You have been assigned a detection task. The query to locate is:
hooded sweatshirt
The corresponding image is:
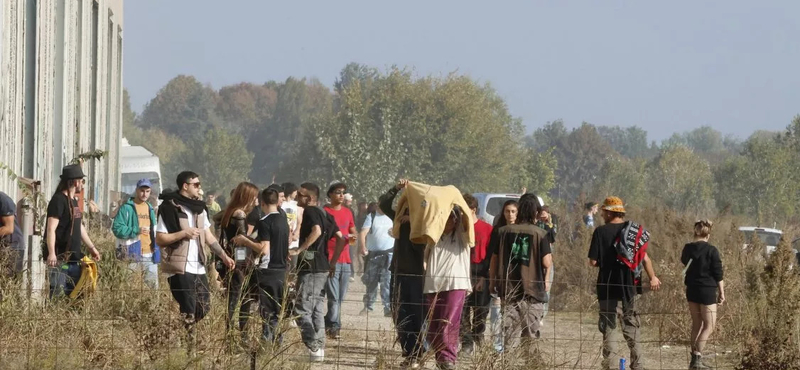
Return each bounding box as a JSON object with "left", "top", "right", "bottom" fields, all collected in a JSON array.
[{"left": 681, "top": 241, "right": 723, "bottom": 288}]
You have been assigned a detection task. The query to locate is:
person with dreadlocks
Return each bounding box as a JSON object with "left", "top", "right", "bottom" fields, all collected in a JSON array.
[
  {"left": 488, "top": 193, "right": 552, "bottom": 356},
  {"left": 587, "top": 196, "right": 661, "bottom": 370}
]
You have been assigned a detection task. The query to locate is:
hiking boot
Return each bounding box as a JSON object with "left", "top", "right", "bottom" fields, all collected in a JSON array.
[
  {"left": 327, "top": 328, "right": 341, "bottom": 340},
  {"left": 459, "top": 342, "right": 474, "bottom": 357},
  {"left": 436, "top": 362, "right": 457, "bottom": 370},
  {"left": 689, "top": 353, "right": 711, "bottom": 369},
  {"left": 384, "top": 309, "right": 392, "bottom": 317}
]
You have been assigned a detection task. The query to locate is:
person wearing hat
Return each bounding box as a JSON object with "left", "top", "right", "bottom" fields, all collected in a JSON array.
[
  {"left": 111, "top": 178, "right": 160, "bottom": 289},
  {"left": 45, "top": 164, "right": 102, "bottom": 298},
  {"left": 587, "top": 196, "right": 661, "bottom": 370}
]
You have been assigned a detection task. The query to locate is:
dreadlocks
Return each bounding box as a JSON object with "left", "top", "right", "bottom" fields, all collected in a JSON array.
[{"left": 517, "top": 193, "right": 541, "bottom": 225}]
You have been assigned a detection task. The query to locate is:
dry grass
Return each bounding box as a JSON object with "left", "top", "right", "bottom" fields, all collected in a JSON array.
[{"left": 0, "top": 207, "right": 798, "bottom": 369}]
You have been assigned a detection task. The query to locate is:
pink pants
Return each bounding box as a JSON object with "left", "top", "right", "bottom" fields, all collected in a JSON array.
[{"left": 425, "top": 289, "right": 468, "bottom": 363}]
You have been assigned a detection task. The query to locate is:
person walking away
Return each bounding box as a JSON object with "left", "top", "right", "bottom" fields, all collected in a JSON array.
[
  {"left": 488, "top": 194, "right": 551, "bottom": 359},
  {"left": 424, "top": 206, "right": 473, "bottom": 370},
  {"left": 323, "top": 183, "right": 356, "bottom": 339},
  {"left": 587, "top": 196, "right": 661, "bottom": 370},
  {"left": 217, "top": 182, "right": 260, "bottom": 342},
  {"left": 231, "top": 188, "right": 291, "bottom": 345},
  {"left": 45, "top": 164, "right": 102, "bottom": 298},
  {"left": 380, "top": 179, "right": 426, "bottom": 369},
  {"left": 290, "top": 182, "right": 347, "bottom": 362},
  {"left": 682, "top": 220, "right": 724, "bottom": 369},
  {"left": 111, "top": 179, "right": 160, "bottom": 289},
  {"left": 536, "top": 204, "right": 557, "bottom": 323},
  {"left": 488, "top": 200, "right": 518, "bottom": 353},
  {"left": 358, "top": 203, "right": 394, "bottom": 317},
  {"left": 459, "top": 194, "right": 493, "bottom": 356},
  {"left": 0, "top": 191, "right": 25, "bottom": 299},
  {"left": 156, "top": 171, "right": 235, "bottom": 356}
]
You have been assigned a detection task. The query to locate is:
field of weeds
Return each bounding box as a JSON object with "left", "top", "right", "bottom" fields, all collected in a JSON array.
[{"left": 0, "top": 207, "right": 799, "bottom": 369}]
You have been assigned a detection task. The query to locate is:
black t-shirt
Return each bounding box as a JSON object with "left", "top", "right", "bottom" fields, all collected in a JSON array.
[
  {"left": 257, "top": 211, "right": 290, "bottom": 270},
  {"left": 587, "top": 222, "right": 641, "bottom": 301},
  {"left": 297, "top": 206, "right": 338, "bottom": 274},
  {"left": 46, "top": 193, "right": 83, "bottom": 262},
  {"left": 0, "top": 192, "right": 23, "bottom": 251},
  {"left": 247, "top": 207, "right": 264, "bottom": 228}
]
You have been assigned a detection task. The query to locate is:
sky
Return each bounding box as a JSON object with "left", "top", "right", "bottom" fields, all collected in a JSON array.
[{"left": 123, "top": 0, "right": 800, "bottom": 141}]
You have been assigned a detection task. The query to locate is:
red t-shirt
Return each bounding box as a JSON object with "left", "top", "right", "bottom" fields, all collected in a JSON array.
[
  {"left": 325, "top": 205, "right": 355, "bottom": 264},
  {"left": 472, "top": 219, "right": 493, "bottom": 264}
]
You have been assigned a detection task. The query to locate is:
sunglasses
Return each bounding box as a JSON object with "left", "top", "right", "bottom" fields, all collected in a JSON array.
[{"left": 187, "top": 182, "right": 201, "bottom": 188}]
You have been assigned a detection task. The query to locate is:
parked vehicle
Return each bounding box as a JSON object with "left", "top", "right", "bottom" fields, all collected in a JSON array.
[
  {"left": 472, "top": 193, "right": 521, "bottom": 225},
  {"left": 120, "top": 138, "right": 163, "bottom": 201},
  {"left": 739, "top": 227, "right": 799, "bottom": 264}
]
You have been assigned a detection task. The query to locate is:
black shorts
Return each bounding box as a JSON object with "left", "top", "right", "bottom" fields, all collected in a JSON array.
[{"left": 686, "top": 286, "right": 717, "bottom": 306}]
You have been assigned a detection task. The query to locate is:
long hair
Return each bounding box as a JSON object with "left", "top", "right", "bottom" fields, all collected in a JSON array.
[
  {"left": 53, "top": 178, "right": 79, "bottom": 198},
  {"left": 221, "top": 182, "right": 259, "bottom": 228},
  {"left": 517, "top": 193, "right": 541, "bottom": 225},
  {"left": 494, "top": 200, "right": 519, "bottom": 228}
]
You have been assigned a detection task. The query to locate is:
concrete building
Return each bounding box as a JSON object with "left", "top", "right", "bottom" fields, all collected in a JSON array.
[
  {"left": 1, "top": 0, "right": 124, "bottom": 210},
  {"left": 1, "top": 0, "right": 123, "bottom": 299}
]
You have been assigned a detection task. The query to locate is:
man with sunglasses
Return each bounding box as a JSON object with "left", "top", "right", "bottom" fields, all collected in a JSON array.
[{"left": 156, "top": 171, "right": 235, "bottom": 356}]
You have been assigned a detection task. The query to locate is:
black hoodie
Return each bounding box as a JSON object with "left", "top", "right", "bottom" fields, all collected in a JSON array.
[{"left": 681, "top": 241, "right": 723, "bottom": 288}]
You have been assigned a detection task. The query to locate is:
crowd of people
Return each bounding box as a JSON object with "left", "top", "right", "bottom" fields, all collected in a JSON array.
[{"left": 0, "top": 165, "right": 727, "bottom": 370}]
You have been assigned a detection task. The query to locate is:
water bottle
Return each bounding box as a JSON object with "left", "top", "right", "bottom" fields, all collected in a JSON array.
[{"left": 619, "top": 358, "right": 626, "bottom": 370}]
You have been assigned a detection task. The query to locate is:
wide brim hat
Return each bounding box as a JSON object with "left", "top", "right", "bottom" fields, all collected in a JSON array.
[
  {"left": 601, "top": 196, "right": 626, "bottom": 213},
  {"left": 60, "top": 164, "right": 85, "bottom": 179}
]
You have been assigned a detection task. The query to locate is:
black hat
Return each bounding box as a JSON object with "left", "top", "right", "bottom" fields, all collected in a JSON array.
[{"left": 60, "top": 164, "right": 85, "bottom": 179}]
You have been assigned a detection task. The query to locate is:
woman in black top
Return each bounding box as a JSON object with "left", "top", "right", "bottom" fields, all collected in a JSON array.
[
  {"left": 681, "top": 219, "right": 725, "bottom": 369},
  {"left": 219, "top": 182, "right": 259, "bottom": 338}
]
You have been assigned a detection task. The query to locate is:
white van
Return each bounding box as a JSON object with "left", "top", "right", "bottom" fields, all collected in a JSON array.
[
  {"left": 471, "top": 193, "right": 521, "bottom": 225},
  {"left": 120, "top": 138, "right": 163, "bottom": 200}
]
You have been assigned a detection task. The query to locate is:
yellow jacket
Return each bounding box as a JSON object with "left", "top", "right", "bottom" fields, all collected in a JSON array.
[
  {"left": 70, "top": 256, "right": 98, "bottom": 299},
  {"left": 392, "top": 181, "right": 475, "bottom": 247}
]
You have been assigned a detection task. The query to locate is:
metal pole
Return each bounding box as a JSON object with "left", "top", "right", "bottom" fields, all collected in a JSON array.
[{"left": 20, "top": 197, "right": 32, "bottom": 299}]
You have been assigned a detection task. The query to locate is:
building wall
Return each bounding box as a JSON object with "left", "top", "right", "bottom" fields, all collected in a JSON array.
[{"left": 1, "top": 0, "right": 123, "bottom": 211}]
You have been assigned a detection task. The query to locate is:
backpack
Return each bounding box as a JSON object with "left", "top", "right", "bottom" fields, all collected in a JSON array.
[
  {"left": 614, "top": 221, "right": 650, "bottom": 281},
  {"left": 367, "top": 212, "right": 377, "bottom": 235}
]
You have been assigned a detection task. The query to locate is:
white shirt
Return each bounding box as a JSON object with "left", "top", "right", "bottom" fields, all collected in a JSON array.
[
  {"left": 363, "top": 213, "right": 395, "bottom": 252},
  {"left": 156, "top": 205, "right": 211, "bottom": 276},
  {"left": 423, "top": 232, "right": 473, "bottom": 294},
  {"left": 282, "top": 200, "right": 299, "bottom": 249}
]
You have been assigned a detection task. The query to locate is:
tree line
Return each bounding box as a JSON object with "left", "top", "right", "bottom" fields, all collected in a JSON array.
[{"left": 123, "top": 62, "right": 800, "bottom": 226}]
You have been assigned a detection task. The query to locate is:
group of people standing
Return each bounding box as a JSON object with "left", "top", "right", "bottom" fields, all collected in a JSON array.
[{"left": 4, "top": 164, "right": 727, "bottom": 370}]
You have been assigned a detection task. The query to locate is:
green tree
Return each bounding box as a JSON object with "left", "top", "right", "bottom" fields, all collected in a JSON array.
[
  {"left": 188, "top": 127, "right": 254, "bottom": 195},
  {"left": 648, "top": 145, "right": 714, "bottom": 213},
  {"left": 138, "top": 75, "right": 220, "bottom": 142},
  {"left": 593, "top": 157, "right": 647, "bottom": 209},
  {"left": 597, "top": 125, "right": 652, "bottom": 159}
]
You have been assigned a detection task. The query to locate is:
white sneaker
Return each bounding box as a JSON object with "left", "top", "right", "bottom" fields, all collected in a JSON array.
[{"left": 309, "top": 348, "right": 325, "bottom": 362}]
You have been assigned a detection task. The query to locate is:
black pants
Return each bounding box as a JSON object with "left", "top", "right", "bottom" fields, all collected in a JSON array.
[
  {"left": 391, "top": 273, "right": 425, "bottom": 359},
  {"left": 461, "top": 275, "right": 490, "bottom": 347},
  {"left": 168, "top": 273, "right": 211, "bottom": 322},
  {"left": 224, "top": 267, "right": 257, "bottom": 332},
  {"left": 256, "top": 269, "right": 287, "bottom": 342}
]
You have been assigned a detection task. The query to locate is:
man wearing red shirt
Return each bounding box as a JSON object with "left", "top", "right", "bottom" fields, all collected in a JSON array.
[
  {"left": 323, "top": 182, "right": 357, "bottom": 339},
  {"left": 460, "top": 193, "right": 494, "bottom": 355}
]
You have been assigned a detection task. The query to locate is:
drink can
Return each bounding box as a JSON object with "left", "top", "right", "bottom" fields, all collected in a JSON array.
[{"left": 619, "top": 358, "right": 626, "bottom": 370}]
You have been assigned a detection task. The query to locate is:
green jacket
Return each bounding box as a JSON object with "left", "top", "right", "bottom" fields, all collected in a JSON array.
[{"left": 112, "top": 199, "right": 158, "bottom": 262}]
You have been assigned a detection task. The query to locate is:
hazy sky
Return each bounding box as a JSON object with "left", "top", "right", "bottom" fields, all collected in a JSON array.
[{"left": 124, "top": 1, "right": 800, "bottom": 141}]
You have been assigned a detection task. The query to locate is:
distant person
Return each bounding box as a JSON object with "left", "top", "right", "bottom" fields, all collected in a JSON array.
[
  {"left": 0, "top": 190, "right": 24, "bottom": 299},
  {"left": 587, "top": 196, "right": 661, "bottom": 370},
  {"left": 230, "top": 187, "right": 290, "bottom": 345},
  {"left": 290, "top": 182, "right": 347, "bottom": 362},
  {"left": 206, "top": 191, "right": 221, "bottom": 217},
  {"left": 156, "top": 171, "right": 235, "bottom": 356},
  {"left": 488, "top": 199, "right": 518, "bottom": 353},
  {"left": 323, "top": 183, "right": 356, "bottom": 339},
  {"left": 351, "top": 198, "right": 368, "bottom": 276},
  {"left": 681, "top": 220, "right": 724, "bottom": 370},
  {"left": 358, "top": 202, "right": 393, "bottom": 317},
  {"left": 488, "top": 194, "right": 551, "bottom": 357},
  {"left": 459, "top": 194, "right": 493, "bottom": 356},
  {"left": 583, "top": 202, "right": 598, "bottom": 228},
  {"left": 111, "top": 179, "right": 160, "bottom": 289},
  {"left": 217, "top": 182, "right": 259, "bottom": 339},
  {"left": 281, "top": 182, "right": 303, "bottom": 323},
  {"left": 45, "top": 164, "right": 101, "bottom": 299}
]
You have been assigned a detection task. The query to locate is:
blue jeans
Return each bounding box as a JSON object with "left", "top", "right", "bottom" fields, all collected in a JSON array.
[
  {"left": 129, "top": 254, "right": 159, "bottom": 289},
  {"left": 295, "top": 272, "right": 328, "bottom": 351},
  {"left": 325, "top": 263, "right": 351, "bottom": 331},
  {"left": 49, "top": 262, "right": 82, "bottom": 299},
  {"left": 362, "top": 251, "right": 392, "bottom": 313}
]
